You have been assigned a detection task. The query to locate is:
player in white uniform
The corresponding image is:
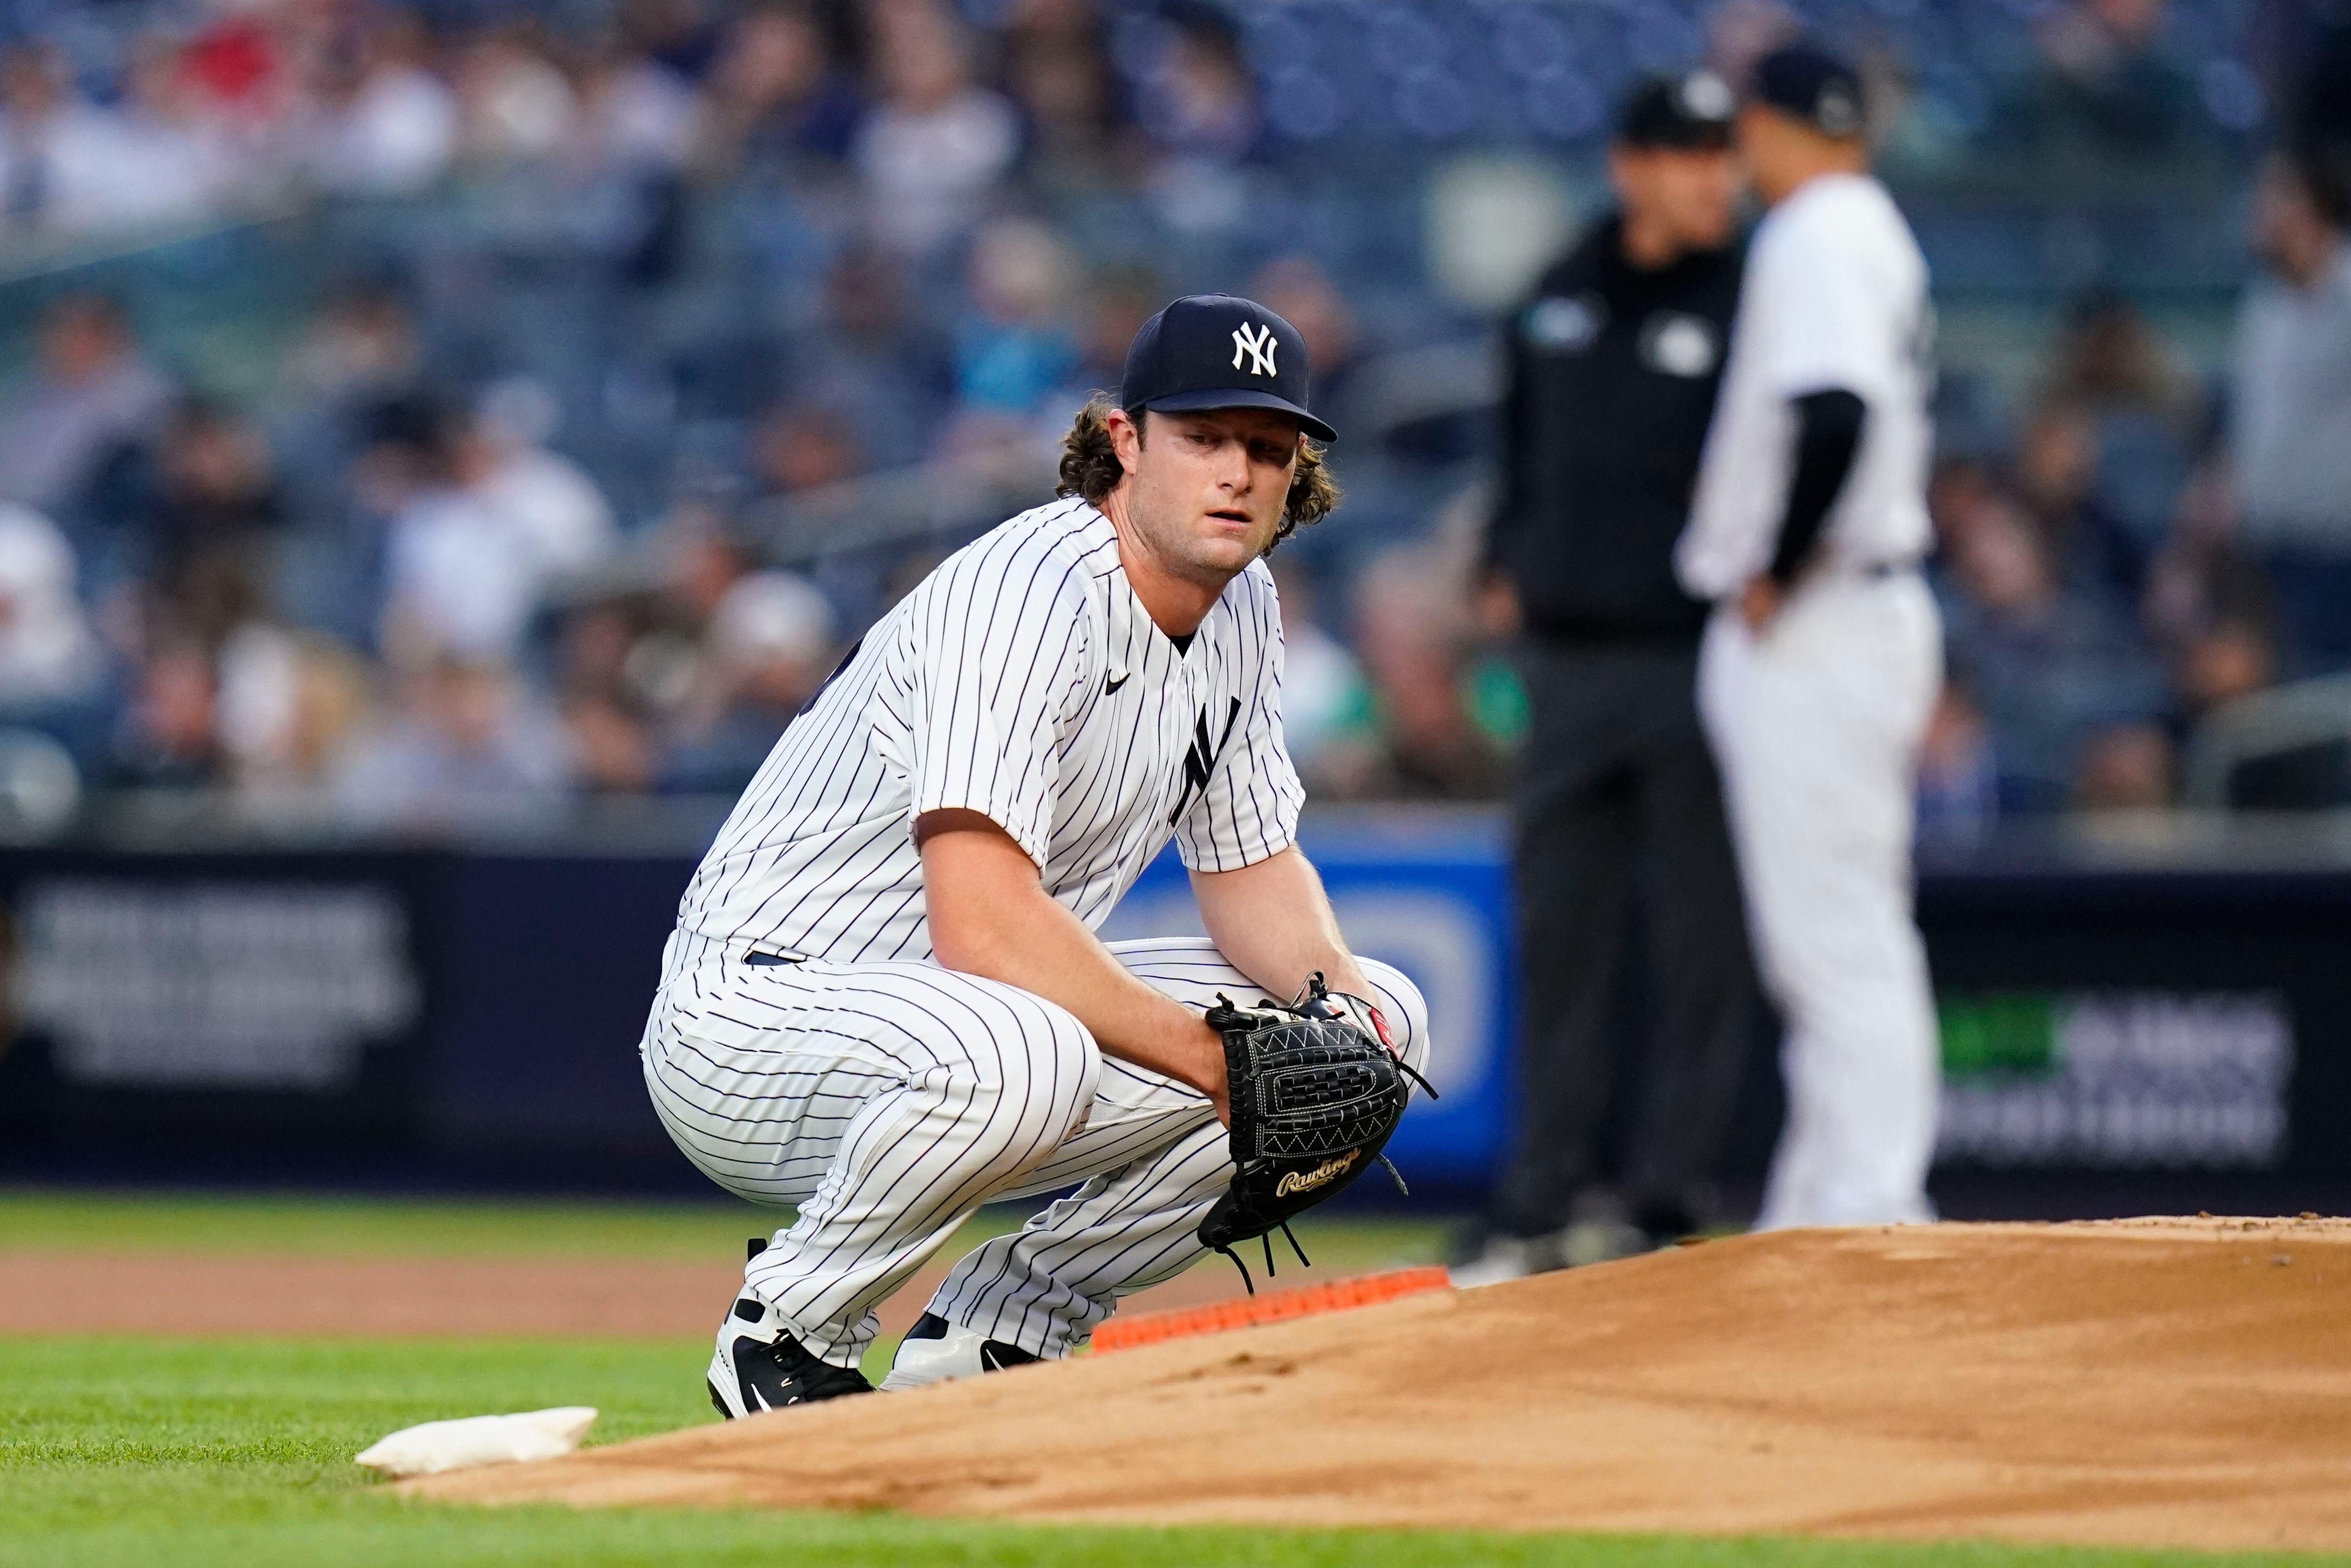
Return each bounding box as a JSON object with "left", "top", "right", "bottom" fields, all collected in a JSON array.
[
  {"left": 643, "top": 295, "right": 1432, "bottom": 1414},
  {"left": 1676, "top": 46, "right": 1942, "bottom": 1231}
]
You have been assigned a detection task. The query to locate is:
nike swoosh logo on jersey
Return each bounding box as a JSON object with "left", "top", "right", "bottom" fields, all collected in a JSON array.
[{"left": 1105, "top": 671, "right": 1130, "bottom": 695}]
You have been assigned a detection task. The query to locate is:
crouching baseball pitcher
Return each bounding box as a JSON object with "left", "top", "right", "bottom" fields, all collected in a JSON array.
[{"left": 639, "top": 294, "right": 1434, "bottom": 1415}]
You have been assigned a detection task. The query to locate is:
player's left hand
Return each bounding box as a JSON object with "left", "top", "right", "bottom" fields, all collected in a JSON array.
[
  {"left": 1194, "top": 975, "right": 1433, "bottom": 1280},
  {"left": 1738, "top": 575, "right": 1784, "bottom": 633}
]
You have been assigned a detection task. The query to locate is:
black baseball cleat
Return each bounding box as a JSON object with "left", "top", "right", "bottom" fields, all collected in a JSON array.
[
  {"left": 878, "top": 1311, "right": 1042, "bottom": 1390},
  {"left": 706, "top": 1296, "right": 874, "bottom": 1418}
]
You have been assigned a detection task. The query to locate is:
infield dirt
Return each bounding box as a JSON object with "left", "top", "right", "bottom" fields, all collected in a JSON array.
[
  {"left": 408, "top": 1218, "right": 2351, "bottom": 1552},
  {"left": 0, "top": 1245, "right": 1249, "bottom": 1338}
]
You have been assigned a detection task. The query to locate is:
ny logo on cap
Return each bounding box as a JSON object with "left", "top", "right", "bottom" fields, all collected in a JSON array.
[{"left": 1230, "top": 322, "right": 1278, "bottom": 377}]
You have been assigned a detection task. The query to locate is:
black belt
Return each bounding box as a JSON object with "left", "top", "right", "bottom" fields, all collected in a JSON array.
[{"left": 745, "top": 951, "right": 806, "bottom": 967}]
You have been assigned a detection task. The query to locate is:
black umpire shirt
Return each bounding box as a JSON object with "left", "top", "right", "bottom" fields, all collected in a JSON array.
[{"left": 1487, "top": 214, "right": 1746, "bottom": 645}]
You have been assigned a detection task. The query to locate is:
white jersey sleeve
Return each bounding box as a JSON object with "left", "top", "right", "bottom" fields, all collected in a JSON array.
[
  {"left": 1758, "top": 226, "right": 1882, "bottom": 398},
  {"left": 892, "top": 539, "right": 1097, "bottom": 871},
  {"left": 1174, "top": 563, "right": 1305, "bottom": 873}
]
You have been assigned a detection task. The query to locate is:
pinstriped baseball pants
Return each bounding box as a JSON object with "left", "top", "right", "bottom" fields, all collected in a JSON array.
[{"left": 641, "top": 930, "right": 1431, "bottom": 1367}]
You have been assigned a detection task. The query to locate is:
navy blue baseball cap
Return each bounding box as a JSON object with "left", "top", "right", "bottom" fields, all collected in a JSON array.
[
  {"left": 1751, "top": 43, "right": 1866, "bottom": 138},
  {"left": 1615, "top": 69, "right": 1737, "bottom": 149},
  {"left": 1119, "top": 293, "right": 1337, "bottom": 443}
]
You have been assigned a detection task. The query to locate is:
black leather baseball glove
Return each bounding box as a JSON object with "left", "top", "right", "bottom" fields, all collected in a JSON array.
[{"left": 1196, "top": 974, "right": 1435, "bottom": 1289}]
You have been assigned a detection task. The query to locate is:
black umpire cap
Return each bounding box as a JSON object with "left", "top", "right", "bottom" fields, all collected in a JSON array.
[
  {"left": 1614, "top": 69, "right": 1736, "bottom": 150},
  {"left": 1120, "top": 293, "right": 1338, "bottom": 443},
  {"left": 1750, "top": 42, "right": 1866, "bottom": 138}
]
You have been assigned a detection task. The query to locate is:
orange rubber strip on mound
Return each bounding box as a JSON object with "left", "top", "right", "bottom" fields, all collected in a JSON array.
[{"left": 1091, "top": 1266, "right": 1451, "bottom": 1353}]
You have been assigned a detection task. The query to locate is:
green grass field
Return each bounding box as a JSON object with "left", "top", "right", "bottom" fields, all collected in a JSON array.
[{"left": 2, "top": 1189, "right": 2340, "bottom": 1568}]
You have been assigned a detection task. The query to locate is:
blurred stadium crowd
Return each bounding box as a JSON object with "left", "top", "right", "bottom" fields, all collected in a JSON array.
[{"left": 0, "top": 0, "right": 2344, "bottom": 838}]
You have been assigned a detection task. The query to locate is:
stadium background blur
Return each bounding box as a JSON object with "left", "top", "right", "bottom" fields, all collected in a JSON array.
[{"left": 1, "top": 0, "right": 2348, "bottom": 1214}]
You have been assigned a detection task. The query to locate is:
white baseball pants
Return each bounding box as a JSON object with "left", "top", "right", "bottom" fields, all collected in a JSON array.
[
  {"left": 1698, "top": 570, "right": 1943, "bottom": 1230},
  {"left": 641, "top": 930, "right": 1430, "bottom": 1366}
]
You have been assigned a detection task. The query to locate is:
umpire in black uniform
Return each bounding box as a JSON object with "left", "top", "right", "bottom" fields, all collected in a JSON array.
[{"left": 1457, "top": 71, "right": 1763, "bottom": 1284}]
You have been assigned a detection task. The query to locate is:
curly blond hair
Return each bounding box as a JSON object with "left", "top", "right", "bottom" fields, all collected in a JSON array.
[{"left": 1055, "top": 395, "right": 1338, "bottom": 551}]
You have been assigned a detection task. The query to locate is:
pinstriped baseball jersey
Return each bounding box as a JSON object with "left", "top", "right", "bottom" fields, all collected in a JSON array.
[{"left": 676, "top": 496, "right": 1304, "bottom": 962}]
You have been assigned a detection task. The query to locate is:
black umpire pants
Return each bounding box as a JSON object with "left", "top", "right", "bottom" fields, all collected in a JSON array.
[{"left": 1492, "top": 639, "right": 1761, "bottom": 1237}]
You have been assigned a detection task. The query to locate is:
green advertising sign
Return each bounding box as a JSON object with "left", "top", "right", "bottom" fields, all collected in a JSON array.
[{"left": 1934, "top": 991, "right": 2291, "bottom": 1169}]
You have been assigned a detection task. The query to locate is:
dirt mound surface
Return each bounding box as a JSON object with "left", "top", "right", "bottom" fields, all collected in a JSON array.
[{"left": 408, "top": 1218, "right": 2351, "bottom": 1551}]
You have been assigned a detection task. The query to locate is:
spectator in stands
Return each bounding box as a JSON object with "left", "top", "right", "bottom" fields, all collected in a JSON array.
[
  {"left": 1989, "top": 0, "right": 2214, "bottom": 175},
  {"left": 299, "top": 8, "right": 460, "bottom": 198},
  {"left": 1932, "top": 458, "right": 2172, "bottom": 809},
  {"left": 790, "top": 243, "right": 956, "bottom": 467},
  {"left": 2040, "top": 292, "right": 2195, "bottom": 568},
  {"left": 469, "top": 377, "right": 618, "bottom": 592},
  {"left": 661, "top": 569, "right": 834, "bottom": 792},
  {"left": 377, "top": 408, "right": 545, "bottom": 669},
  {"left": 570, "top": 42, "right": 702, "bottom": 178},
  {"left": 1134, "top": 2, "right": 1259, "bottom": 166},
  {"left": 748, "top": 401, "right": 864, "bottom": 502},
  {"left": 657, "top": 498, "right": 755, "bottom": 633},
  {"left": 177, "top": 5, "right": 294, "bottom": 134},
  {"left": 2013, "top": 400, "right": 2145, "bottom": 616},
  {"left": 102, "top": 34, "right": 240, "bottom": 231},
  {"left": 2230, "top": 153, "right": 2351, "bottom": 674},
  {"left": 556, "top": 591, "right": 652, "bottom": 710},
  {"left": 1268, "top": 557, "right": 1380, "bottom": 798},
  {"left": 852, "top": 0, "right": 1017, "bottom": 256},
  {"left": 1002, "top": 0, "right": 1132, "bottom": 192},
  {"left": 567, "top": 688, "right": 659, "bottom": 794},
  {"left": 1915, "top": 684, "right": 1999, "bottom": 849},
  {"left": 456, "top": 24, "right": 579, "bottom": 167},
  {"left": 0, "top": 43, "right": 133, "bottom": 238},
  {"left": 613, "top": 0, "right": 720, "bottom": 82},
  {"left": 1351, "top": 542, "right": 1506, "bottom": 798},
  {"left": 546, "top": 577, "right": 680, "bottom": 799},
  {"left": 742, "top": 400, "right": 905, "bottom": 633},
  {"left": 0, "top": 501, "right": 101, "bottom": 712},
  {"left": 215, "top": 625, "right": 372, "bottom": 802},
  {"left": 375, "top": 394, "right": 618, "bottom": 668},
  {"left": 2074, "top": 722, "right": 2174, "bottom": 809},
  {"left": 0, "top": 293, "right": 173, "bottom": 519},
  {"left": 951, "top": 216, "right": 1081, "bottom": 421},
  {"left": 335, "top": 654, "right": 573, "bottom": 832},
  {"left": 2130, "top": 445, "right": 2285, "bottom": 804},
  {"left": 696, "top": 1, "right": 862, "bottom": 176},
  {"left": 104, "top": 638, "right": 226, "bottom": 789},
  {"left": 99, "top": 398, "right": 290, "bottom": 650},
  {"left": 2142, "top": 451, "right": 2273, "bottom": 668},
  {"left": 2293, "top": 27, "right": 2351, "bottom": 222},
  {"left": 282, "top": 280, "right": 428, "bottom": 415},
  {"left": 556, "top": 42, "right": 698, "bottom": 288},
  {"left": 273, "top": 280, "right": 430, "bottom": 512},
  {"left": 543, "top": 496, "right": 756, "bottom": 764},
  {"left": 1133, "top": 3, "right": 1259, "bottom": 233}
]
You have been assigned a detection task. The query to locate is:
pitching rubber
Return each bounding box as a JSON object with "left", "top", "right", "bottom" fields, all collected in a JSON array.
[{"left": 1087, "top": 1266, "right": 1451, "bottom": 1353}]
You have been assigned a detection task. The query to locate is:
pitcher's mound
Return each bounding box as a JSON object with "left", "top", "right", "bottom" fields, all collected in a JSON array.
[{"left": 407, "top": 1218, "right": 2351, "bottom": 1550}]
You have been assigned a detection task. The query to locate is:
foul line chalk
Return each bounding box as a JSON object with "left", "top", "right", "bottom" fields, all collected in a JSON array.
[{"left": 1090, "top": 1266, "right": 1452, "bottom": 1353}]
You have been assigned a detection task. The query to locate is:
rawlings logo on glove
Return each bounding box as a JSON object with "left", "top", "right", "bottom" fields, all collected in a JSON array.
[
  {"left": 1275, "top": 1152, "right": 1362, "bottom": 1198},
  {"left": 1195, "top": 974, "right": 1435, "bottom": 1290}
]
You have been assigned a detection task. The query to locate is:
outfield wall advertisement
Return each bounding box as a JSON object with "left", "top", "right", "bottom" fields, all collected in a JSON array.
[{"left": 2, "top": 821, "right": 2346, "bottom": 1199}]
